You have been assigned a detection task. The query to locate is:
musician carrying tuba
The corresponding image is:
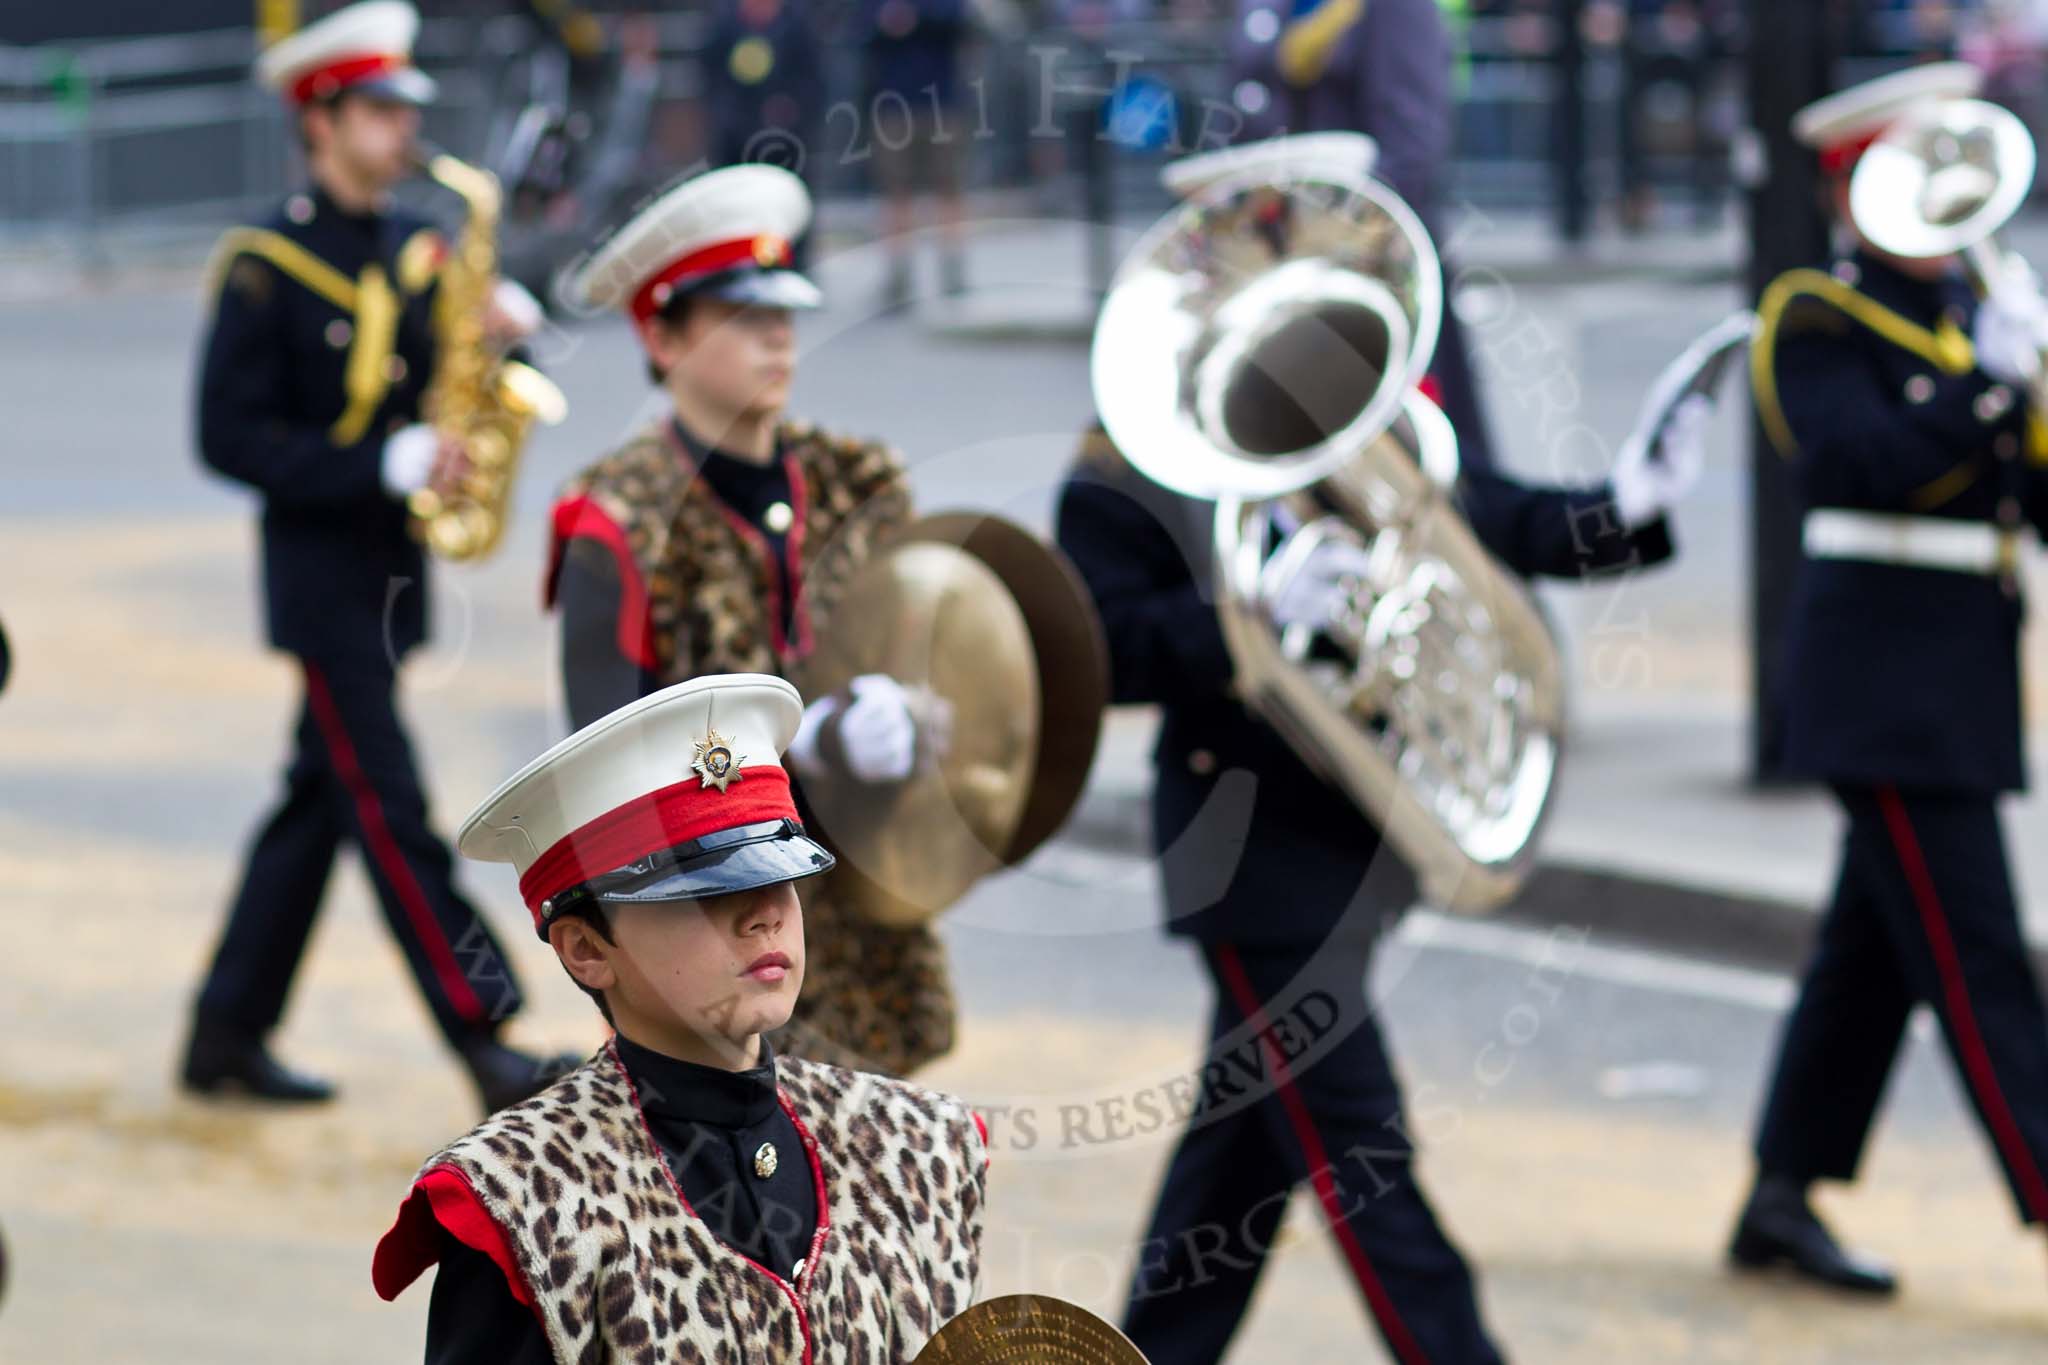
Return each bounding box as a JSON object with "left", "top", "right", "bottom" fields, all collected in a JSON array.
[{"left": 1054, "top": 131, "right": 1706, "bottom": 1362}]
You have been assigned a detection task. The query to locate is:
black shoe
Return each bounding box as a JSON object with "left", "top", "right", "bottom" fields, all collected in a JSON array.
[
  {"left": 1728, "top": 1176, "right": 1898, "bottom": 1295},
  {"left": 458, "top": 1037, "right": 582, "bottom": 1114},
  {"left": 180, "top": 1016, "right": 336, "bottom": 1104}
]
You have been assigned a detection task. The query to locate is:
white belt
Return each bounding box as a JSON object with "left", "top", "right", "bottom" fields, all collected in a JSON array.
[{"left": 1802, "top": 510, "right": 2014, "bottom": 576}]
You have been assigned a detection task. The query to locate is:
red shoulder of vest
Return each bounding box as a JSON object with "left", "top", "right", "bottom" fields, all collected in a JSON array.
[
  {"left": 372, "top": 1164, "right": 536, "bottom": 1310},
  {"left": 546, "top": 493, "right": 657, "bottom": 672}
]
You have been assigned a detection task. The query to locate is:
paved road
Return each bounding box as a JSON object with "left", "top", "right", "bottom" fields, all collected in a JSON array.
[{"left": 4, "top": 224, "right": 2047, "bottom": 1360}]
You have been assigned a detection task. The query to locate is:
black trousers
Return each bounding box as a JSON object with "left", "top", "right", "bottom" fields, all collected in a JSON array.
[
  {"left": 1123, "top": 936, "right": 1504, "bottom": 1365},
  {"left": 195, "top": 655, "right": 524, "bottom": 1044},
  {"left": 1755, "top": 784, "right": 2048, "bottom": 1225}
]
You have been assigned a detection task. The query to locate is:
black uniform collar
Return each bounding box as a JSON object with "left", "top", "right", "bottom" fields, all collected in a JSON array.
[
  {"left": 671, "top": 416, "right": 784, "bottom": 477},
  {"left": 1845, "top": 247, "right": 1975, "bottom": 321},
  {"left": 614, "top": 1030, "right": 780, "bottom": 1129}
]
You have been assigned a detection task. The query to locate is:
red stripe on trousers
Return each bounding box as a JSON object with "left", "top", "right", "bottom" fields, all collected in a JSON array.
[
  {"left": 1212, "top": 945, "right": 1431, "bottom": 1365},
  {"left": 304, "top": 663, "right": 486, "bottom": 1024},
  {"left": 1876, "top": 786, "right": 2048, "bottom": 1223}
]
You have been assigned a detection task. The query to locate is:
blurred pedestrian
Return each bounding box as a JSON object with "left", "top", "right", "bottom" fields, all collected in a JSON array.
[
  {"left": 860, "top": 0, "right": 974, "bottom": 306},
  {"left": 1735, "top": 62, "right": 2048, "bottom": 1295},
  {"left": 183, "top": 0, "right": 570, "bottom": 1114},
  {"left": 1615, "top": 0, "right": 1730, "bottom": 233},
  {"left": 704, "top": 0, "right": 826, "bottom": 266},
  {"left": 1226, "top": 0, "right": 1500, "bottom": 470}
]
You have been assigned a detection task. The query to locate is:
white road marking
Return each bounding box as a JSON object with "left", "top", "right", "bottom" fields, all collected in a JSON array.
[{"left": 1394, "top": 910, "right": 1798, "bottom": 1012}]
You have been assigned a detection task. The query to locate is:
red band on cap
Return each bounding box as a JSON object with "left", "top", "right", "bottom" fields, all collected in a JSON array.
[
  {"left": 288, "top": 52, "right": 408, "bottom": 104},
  {"left": 1819, "top": 130, "right": 1883, "bottom": 176},
  {"left": 629, "top": 235, "right": 792, "bottom": 322},
  {"left": 517, "top": 766, "right": 799, "bottom": 925}
]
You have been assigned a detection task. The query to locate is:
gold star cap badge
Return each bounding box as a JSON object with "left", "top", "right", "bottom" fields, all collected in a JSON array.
[
  {"left": 754, "top": 1142, "right": 779, "bottom": 1179},
  {"left": 691, "top": 728, "right": 748, "bottom": 793}
]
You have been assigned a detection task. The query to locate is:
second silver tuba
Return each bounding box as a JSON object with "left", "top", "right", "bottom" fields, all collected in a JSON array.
[{"left": 1091, "top": 165, "right": 1563, "bottom": 914}]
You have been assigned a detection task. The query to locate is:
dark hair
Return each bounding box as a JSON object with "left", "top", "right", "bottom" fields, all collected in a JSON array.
[
  {"left": 294, "top": 90, "right": 359, "bottom": 154},
  {"left": 551, "top": 905, "right": 618, "bottom": 1024},
  {"left": 644, "top": 291, "right": 693, "bottom": 385}
]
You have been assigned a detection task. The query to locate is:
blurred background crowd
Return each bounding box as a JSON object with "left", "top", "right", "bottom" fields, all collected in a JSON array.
[{"left": 4, "top": 1, "right": 2044, "bottom": 295}]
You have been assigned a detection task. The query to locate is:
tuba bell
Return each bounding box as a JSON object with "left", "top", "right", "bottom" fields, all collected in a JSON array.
[
  {"left": 1849, "top": 96, "right": 2045, "bottom": 408},
  {"left": 1091, "top": 165, "right": 1564, "bottom": 914}
]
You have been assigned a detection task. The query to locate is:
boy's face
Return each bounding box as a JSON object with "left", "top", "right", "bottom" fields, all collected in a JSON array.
[
  {"left": 305, "top": 93, "right": 419, "bottom": 191},
  {"left": 582, "top": 881, "right": 806, "bottom": 1055},
  {"left": 647, "top": 298, "right": 798, "bottom": 426}
]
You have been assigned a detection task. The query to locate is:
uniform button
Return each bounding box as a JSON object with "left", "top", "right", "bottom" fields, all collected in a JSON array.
[
  {"left": 384, "top": 355, "right": 408, "bottom": 382},
  {"left": 1831, "top": 259, "right": 1861, "bottom": 287},
  {"left": 1904, "top": 374, "right": 1936, "bottom": 405},
  {"left": 2000, "top": 496, "right": 2023, "bottom": 525},
  {"left": 1188, "top": 748, "right": 1216, "bottom": 776},
  {"left": 763, "top": 501, "right": 793, "bottom": 534},
  {"left": 285, "top": 194, "right": 314, "bottom": 225},
  {"left": 1975, "top": 385, "right": 2014, "bottom": 422},
  {"left": 1996, "top": 432, "right": 2020, "bottom": 460},
  {"left": 325, "top": 319, "right": 353, "bottom": 349}
]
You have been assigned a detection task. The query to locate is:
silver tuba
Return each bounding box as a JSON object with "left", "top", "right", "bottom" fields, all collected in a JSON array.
[
  {"left": 1091, "top": 166, "right": 1563, "bottom": 914},
  {"left": 1850, "top": 96, "right": 2045, "bottom": 408}
]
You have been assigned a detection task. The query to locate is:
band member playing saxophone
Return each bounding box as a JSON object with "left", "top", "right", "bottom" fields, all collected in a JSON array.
[
  {"left": 182, "top": 1, "right": 563, "bottom": 1114},
  {"left": 1731, "top": 64, "right": 2048, "bottom": 1295},
  {"left": 1057, "top": 133, "right": 1705, "bottom": 1363},
  {"left": 547, "top": 165, "right": 957, "bottom": 1077}
]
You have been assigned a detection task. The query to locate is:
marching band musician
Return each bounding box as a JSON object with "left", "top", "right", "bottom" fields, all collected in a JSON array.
[
  {"left": 546, "top": 165, "right": 957, "bottom": 1077},
  {"left": 182, "top": 0, "right": 565, "bottom": 1113},
  {"left": 371, "top": 675, "right": 987, "bottom": 1364},
  {"left": 1055, "top": 133, "right": 1705, "bottom": 1364},
  {"left": 1733, "top": 64, "right": 2048, "bottom": 1295}
]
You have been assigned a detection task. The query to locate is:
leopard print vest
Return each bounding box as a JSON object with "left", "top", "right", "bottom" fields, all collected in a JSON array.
[
  {"left": 550, "top": 417, "right": 912, "bottom": 681},
  {"left": 413, "top": 1042, "right": 984, "bottom": 1364}
]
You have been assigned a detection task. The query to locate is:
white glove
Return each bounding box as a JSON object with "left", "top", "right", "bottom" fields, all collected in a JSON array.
[
  {"left": 787, "top": 674, "right": 921, "bottom": 784},
  {"left": 1974, "top": 276, "right": 2048, "bottom": 387},
  {"left": 1612, "top": 393, "right": 1710, "bottom": 529},
  {"left": 1267, "top": 539, "right": 1374, "bottom": 630},
  {"left": 490, "top": 277, "right": 545, "bottom": 340},
  {"left": 380, "top": 424, "right": 439, "bottom": 498}
]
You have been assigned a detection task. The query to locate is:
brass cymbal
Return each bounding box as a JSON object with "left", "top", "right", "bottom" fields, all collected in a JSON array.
[
  {"left": 911, "top": 1295, "right": 1151, "bottom": 1364},
  {"left": 795, "top": 513, "right": 1108, "bottom": 927}
]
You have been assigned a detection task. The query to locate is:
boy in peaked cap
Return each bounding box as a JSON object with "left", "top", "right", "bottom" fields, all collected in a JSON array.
[
  {"left": 545, "top": 164, "right": 960, "bottom": 1079},
  {"left": 372, "top": 674, "right": 986, "bottom": 1364}
]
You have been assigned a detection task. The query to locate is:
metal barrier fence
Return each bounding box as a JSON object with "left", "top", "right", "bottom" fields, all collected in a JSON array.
[{"left": 0, "top": 11, "right": 1982, "bottom": 259}]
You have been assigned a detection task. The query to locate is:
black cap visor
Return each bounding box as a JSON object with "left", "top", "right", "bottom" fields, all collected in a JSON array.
[
  {"left": 686, "top": 266, "right": 822, "bottom": 311},
  {"left": 351, "top": 67, "right": 437, "bottom": 106},
  {"left": 537, "top": 819, "right": 834, "bottom": 934}
]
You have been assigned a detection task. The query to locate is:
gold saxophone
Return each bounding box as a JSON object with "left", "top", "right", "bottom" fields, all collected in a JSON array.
[{"left": 408, "top": 150, "right": 567, "bottom": 561}]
